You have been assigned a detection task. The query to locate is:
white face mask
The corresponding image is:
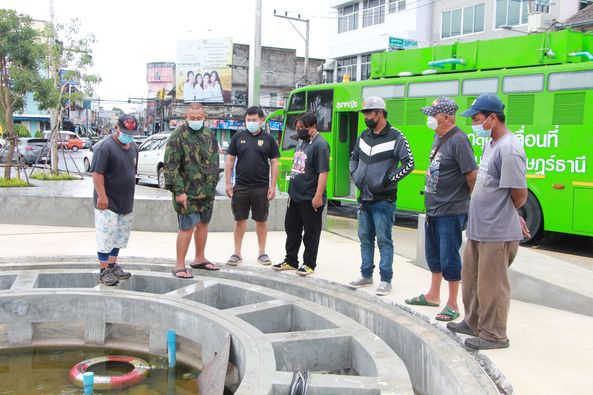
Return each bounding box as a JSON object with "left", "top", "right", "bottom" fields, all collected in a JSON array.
[
  {"left": 426, "top": 116, "right": 439, "bottom": 130},
  {"left": 246, "top": 121, "right": 261, "bottom": 134},
  {"left": 188, "top": 120, "right": 204, "bottom": 131}
]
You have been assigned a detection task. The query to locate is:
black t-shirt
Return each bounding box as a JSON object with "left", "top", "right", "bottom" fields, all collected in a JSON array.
[
  {"left": 227, "top": 130, "right": 280, "bottom": 188},
  {"left": 90, "top": 136, "right": 138, "bottom": 214},
  {"left": 288, "top": 134, "right": 330, "bottom": 202}
]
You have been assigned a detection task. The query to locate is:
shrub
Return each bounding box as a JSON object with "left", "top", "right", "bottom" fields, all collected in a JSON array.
[
  {"left": 0, "top": 177, "right": 30, "bottom": 187},
  {"left": 30, "top": 173, "right": 79, "bottom": 181},
  {"left": 14, "top": 124, "right": 31, "bottom": 137}
]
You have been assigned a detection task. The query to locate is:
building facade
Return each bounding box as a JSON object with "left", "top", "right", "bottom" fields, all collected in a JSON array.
[
  {"left": 433, "top": 0, "right": 582, "bottom": 45},
  {"left": 149, "top": 43, "right": 324, "bottom": 144},
  {"left": 327, "top": 0, "right": 434, "bottom": 82}
]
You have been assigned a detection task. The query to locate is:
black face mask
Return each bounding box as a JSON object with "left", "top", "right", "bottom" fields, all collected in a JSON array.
[
  {"left": 365, "top": 118, "right": 377, "bottom": 129},
  {"left": 297, "top": 128, "right": 310, "bottom": 140}
]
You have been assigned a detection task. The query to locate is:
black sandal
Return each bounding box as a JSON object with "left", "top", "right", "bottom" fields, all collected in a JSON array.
[
  {"left": 172, "top": 268, "right": 194, "bottom": 279},
  {"left": 190, "top": 261, "right": 220, "bottom": 271}
]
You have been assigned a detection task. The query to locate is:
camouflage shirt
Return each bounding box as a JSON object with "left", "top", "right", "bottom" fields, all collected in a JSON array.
[{"left": 164, "top": 123, "right": 220, "bottom": 214}]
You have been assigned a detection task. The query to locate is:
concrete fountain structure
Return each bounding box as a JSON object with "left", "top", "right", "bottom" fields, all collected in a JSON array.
[{"left": 0, "top": 256, "right": 502, "bottom": 395}]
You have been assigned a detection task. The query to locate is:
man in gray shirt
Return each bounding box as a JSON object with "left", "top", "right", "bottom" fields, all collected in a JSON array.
[
  {"left": 447, "top": 94, "right": 530, "bottom": 350},
  {"left": 405, "top": 97, "right": 477, "bottom": 323}
]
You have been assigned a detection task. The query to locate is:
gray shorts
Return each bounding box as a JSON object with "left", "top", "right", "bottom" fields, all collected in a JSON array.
[{"left": 177, "top": 207, "right": 213, "bottom": 230}]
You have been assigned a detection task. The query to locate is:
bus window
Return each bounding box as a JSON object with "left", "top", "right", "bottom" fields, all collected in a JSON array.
[
  {"left": 548, "top": 70, "right": 593, "bottom": 91},
  {"left": 462, "top": 78, "right": 498, "bottom": 95},
  {"left": 362, "top": 84, "right": 405, "bottom": 99},
  {"left": 282, "top": 113, "right": 301, "bottom": 151},
  {"left": 308, "top": 90, "right": 333, "bottom": 132},
  {"left": 502, "top": 74, "right": 544, "bottom": 94},
  {"left": 288, "top": 92, "right": 305, "bottom": 111},
  {"left": 408, "top": 80, "right": 459, "bottom": 98}
]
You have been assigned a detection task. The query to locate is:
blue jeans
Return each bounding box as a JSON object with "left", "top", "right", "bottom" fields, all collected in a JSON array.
[
  {"left": 357, "top": 200, "right": 395, "bottom": 283},
  {"left": 424, "top": 214, "right": 467, "bottom": 281}
]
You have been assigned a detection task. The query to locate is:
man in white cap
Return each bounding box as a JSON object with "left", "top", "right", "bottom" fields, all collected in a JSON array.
[{"left": 348, "top": 96, "right": 415, "bottom": 296}]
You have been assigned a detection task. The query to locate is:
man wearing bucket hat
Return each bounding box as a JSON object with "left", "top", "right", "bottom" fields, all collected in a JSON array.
[
  {"left": 91, "top": 114, "right": 142, "bottom": 286},
  {"left": 405, "top": 97, "right": 477, "bottom": 322},
  {"left": 447, "top": 94, "right": 529, "bottom": 350},
  {"left": 348, "top": 96, "right": 415, "bottom": 296}
]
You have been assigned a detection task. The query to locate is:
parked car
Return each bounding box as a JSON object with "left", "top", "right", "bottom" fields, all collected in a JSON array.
[
  {"left": 133, "top": 135, "right": 148, "bottom": 146},
  {"left": 83, "top": 140, "right": 101, "bottom": 172},
  {"left": 81, "top": 136, "right": 92, "bottom": 149},
  {"left": 137, "top": 133, "right": 170, "bottom": 188},
  {"left": 43, "top": 130, "right": 85, "bottom": 151},
  {"left": 0, "top": 138, "right": 50, "bottom": 166},
  {"left": 137, "top": 133, "right": 225, "bottom": 189}
]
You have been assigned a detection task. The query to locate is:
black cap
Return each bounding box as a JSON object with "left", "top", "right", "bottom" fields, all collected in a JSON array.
[{"left": 117, "top": 114, "right": 141, "bottom": 135}]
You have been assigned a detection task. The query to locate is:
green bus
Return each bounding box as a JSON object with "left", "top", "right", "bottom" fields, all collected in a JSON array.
[{"left": 271, "top": 30, "right": 593, "bottom": 241}]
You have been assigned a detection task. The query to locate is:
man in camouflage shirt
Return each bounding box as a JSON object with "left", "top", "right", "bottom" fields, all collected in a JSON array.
[{"left": 164, "top": 103, "right": 220, "bottom": 278}]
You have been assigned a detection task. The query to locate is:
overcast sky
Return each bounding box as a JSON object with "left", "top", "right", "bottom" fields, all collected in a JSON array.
[{"left": 2, "top": 0, "right": 333, "bottom": 111}]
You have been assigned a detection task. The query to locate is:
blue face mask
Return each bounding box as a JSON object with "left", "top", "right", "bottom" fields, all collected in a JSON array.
[
  {"left": 188, "top": 120, "right": 204, "bottom": 131},
  {"left": 246, "top": 121, "right": 261, "bottom": 134},
  {"left": 471, "top": 117, "right": 492, "bottom": 138},
  {"left": 118, "top": 132, "right": 134, "bottom": 144}
]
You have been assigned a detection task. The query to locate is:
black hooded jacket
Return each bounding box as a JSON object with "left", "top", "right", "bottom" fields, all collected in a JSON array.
[{"left": 349, "top": 123, "right": 415, "bottom": 201}]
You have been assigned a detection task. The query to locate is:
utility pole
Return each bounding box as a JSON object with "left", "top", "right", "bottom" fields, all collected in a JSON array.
[
  {"left": 248, "top": 0, "right": 262, "bottom": 106},
  {"left": 274, "top": 10, "right": 310, "bottom": 84}
]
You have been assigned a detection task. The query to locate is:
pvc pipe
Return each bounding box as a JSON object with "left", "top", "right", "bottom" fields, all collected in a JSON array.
[
  {"left": 167, "top": 329, "right": 176, "bottom": 368},
  {"left": 83, "top": 372, "right": 94, "bottom": 395},
  {"left": 569, "top": 52, "right": 593, "bottom": 61},
  {"left": 428, "top": 58, "right": 466, "bottom": 68}
]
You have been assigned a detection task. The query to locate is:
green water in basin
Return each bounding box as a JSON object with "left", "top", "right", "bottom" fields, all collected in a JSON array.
[{"left": 0, "top": 347, "right": 231, "bottom": 394}]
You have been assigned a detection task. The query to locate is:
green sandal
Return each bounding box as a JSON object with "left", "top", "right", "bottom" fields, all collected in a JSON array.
[
  {"left": 436, "top": 306, "right": 460, "bottom": 322},
  {"left": 405, "top": 294, "right": 439, "bottom": 307}
]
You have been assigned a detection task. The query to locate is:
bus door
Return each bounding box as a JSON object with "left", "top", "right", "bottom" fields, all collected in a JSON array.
[{"left": 334, "top": 111, "right": 359, "bottom": 198}]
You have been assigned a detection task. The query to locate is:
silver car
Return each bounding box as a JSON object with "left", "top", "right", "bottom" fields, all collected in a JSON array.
[{"left": 0, "top": 138, "right": 50, "bottom": 165}]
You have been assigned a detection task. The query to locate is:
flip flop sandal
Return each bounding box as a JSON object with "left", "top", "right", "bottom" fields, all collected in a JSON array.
[
  {"left": 171, "top": 268, "right": 194, "bottom": 279},
  {"left": 405, "top": 294, "right": 439, "bottom": 307},
  {"left": 190, "top": 261, "right": 220, "bottom": 271},
  {"left": 257, "top": 254, "right": 272, "bottom": 265},
  {"left": 226, "top": 254, "right": 242, "bottom": 266},
  {"left": 436, "top": 306, "right": 460, "bottom": 322}
]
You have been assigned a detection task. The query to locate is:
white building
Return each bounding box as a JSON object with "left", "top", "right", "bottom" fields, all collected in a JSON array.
[
  {"left": 434, "top": 0, "right": 584, "bottom": 45},
  {"left": 326, "top": 0, "right": 434, "bottom": 82},
  {"left": 326, "top": 0, "right": 591, "bottom": 83}
]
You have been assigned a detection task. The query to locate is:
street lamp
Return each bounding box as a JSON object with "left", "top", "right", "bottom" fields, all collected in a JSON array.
[{"left": 499, "top": 25, "right": 531, "bottom": 35}]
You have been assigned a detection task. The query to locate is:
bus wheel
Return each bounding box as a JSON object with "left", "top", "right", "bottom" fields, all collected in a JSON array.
[{"left": 518, "top": 191, "right": 543, "bottom": 244}]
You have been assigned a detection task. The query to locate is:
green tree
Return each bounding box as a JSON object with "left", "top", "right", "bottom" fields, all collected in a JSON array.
[
  {"left": 34, "top": 18, "right": 100, "bottom": 174},
  {"left": 0, "top": 9, "right": 44, "bottom": 179}
]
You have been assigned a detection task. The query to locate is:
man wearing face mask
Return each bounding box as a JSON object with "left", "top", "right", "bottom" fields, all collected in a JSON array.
[
  {"left": 404, "top": 97, "right": 477, "bottom": 322},
  {"left": 348, "top": 96, "right": 414, "bottom": 296},
  {"left": 91, "top": 114, "right": 140, "bottom": 286},
  {"left": 224, "top": 106, "right": 280, "bottom": 266},
  {"left": 164, "top": 103, "right": 220, "bottom": 278},
  {"left": 446, "top": 94, "right": 529, "bottom": 350},
  {"left": 272, "top": 112, "right": 330, "bottom": 276}
]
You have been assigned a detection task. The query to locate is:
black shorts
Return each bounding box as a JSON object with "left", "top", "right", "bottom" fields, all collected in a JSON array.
[{"left": 231, "top": 185, "right": 269, "bottom": 222}]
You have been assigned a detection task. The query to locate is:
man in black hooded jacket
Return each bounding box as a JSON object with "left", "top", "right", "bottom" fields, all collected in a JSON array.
[{"left": 348, "top": 96, "right": 415, "bottom": 296}]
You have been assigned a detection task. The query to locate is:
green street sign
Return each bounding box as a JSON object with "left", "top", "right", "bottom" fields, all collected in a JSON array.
[{"left": 389, "top": 36, "right": 418, "bottom": 49}]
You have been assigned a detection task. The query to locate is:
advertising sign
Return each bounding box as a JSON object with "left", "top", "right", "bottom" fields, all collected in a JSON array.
[
  {"left": 147, "top": 62, "right": 175, "bottom": 83},
  {"left": 176, "top": 38, "right": 233, "bottom": 104},
  {"left": 147, "top": 62, "right": 175, "bottom": 100}
]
